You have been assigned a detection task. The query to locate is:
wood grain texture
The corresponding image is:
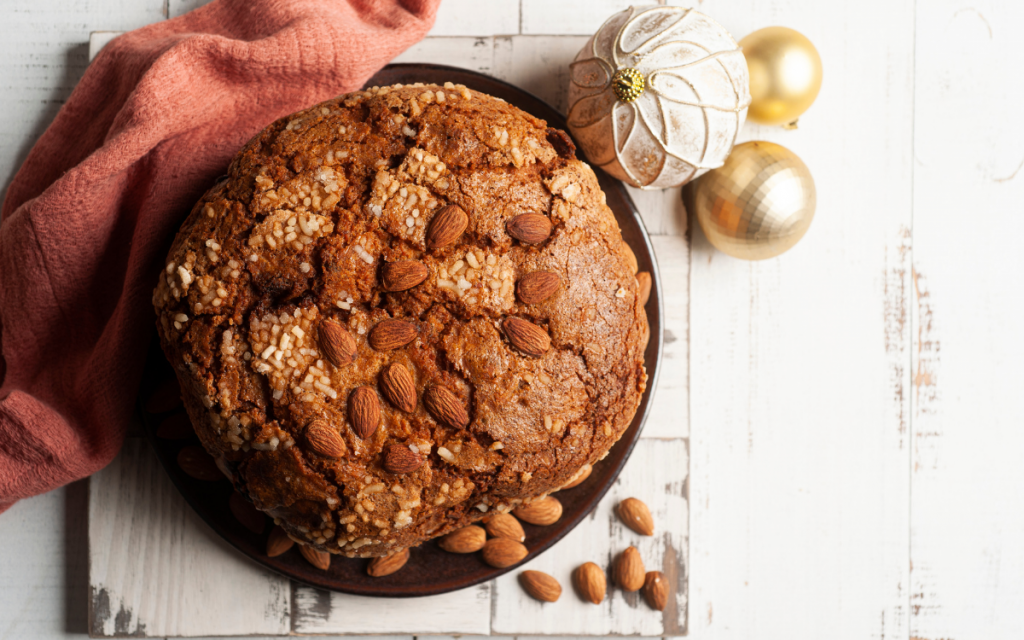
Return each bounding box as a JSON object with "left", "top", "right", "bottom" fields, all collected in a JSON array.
[
  {"left": 491, "top": 439, "right": 689, "bottom": 636},
  {"left": 291, "top": 583, "right": 491, "bottom": 635},
  {"left": 88, "top": 439, "right": 291, "bottom": 637},
  {"left": 687, "top": 0, "right": 917, "bottom": 638},
  {"left": 910, "top": 2, "right": 1024, "bottom": 639}
]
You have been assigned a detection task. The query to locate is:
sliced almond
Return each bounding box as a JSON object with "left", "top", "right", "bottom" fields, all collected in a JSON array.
[
  {"left": 519, "top": 570, "right": 562, "bottom": 603},
  {"left": 502, "top": 317, "right": 551, "bottom": 357},
  {"left": 299, "top": 544, "right": 331, "bottom": 571},
  {"left": 643, "top": 571, "right": 669, "bottom": 611},
  {"left": 481, "top": 537, "right": 528, "bottom": 568},
  {"left": 426, "top": 203, "right": 468, "bottom": 250},
  {"left": 636, "top": 271, "right": 652, "bottom": 306},
  {"left": 348, "top": 386, "right": 380, "bottom": 439},
  {"left": 507, "top": 213, "right": 553, "bottom": 244},
  {"left": 513, "top": 496, "right": 562, "bottom": 525},
  {"left": 369, "top": 319, "right": 418, "bottom": 350},
  {"left": 305, "top": 420, "right": 346, "bottom": 458},
  {"left": 383, "top": 444, "right": 424, "bottom": 474},
  {"left": 484, "top": 513, "right": 525, "bottom": 542},
  {"left": 266, "top": 526, "right": 294, "bottom": 557},
  {"left": 177, "top": 446, "right": 223, "bottom": 481},
  {"left": 382, "top": 260, "right": 429, "bottom": 291},
  {"left": 380, "top": 363, "right": 417, "bottom": 413},
  {"left": 319, "top": 319, "right": 356, "bottom": 368},
  {"left": 573, "top": 562, "right": 606, "bottom": 604},
  {"left": 423, "top": 386, "right": 469, "bottom": 429},
  {"left": 439, "top": 525, "right": 487, "bottom": 553},
  {"left": 613, "top": 546, "right": 645, "bottom": 592},
  {"left": 616, "top": 497, "right": 654, "bottom": 536},
  {"left": 516, "top": 271, "right": 561, "bottom": 304},
  {"left": 367, "top": 548, "right": 410, "bottom": 577}
]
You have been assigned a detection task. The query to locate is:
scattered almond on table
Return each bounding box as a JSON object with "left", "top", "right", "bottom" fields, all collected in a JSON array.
[
  {"left": 484, "top": 512, "right": 526, "bottom": 542},
  {"left": 573, "top": 562, "right": 607, "bottom": 604},
  {"left": 519, "top": 570, "right": 562, "bottom": 602},
  {"left": 299, "top": 544, "right": 331, "bottom": 571},
  {"left": 367, "top": 548, "right": 410, "bottom": 577},
  {"left": 616, "top": 497, "right": 654, "bottom": 535},
  {"left": 613, "top": 545, "right": 646, "bottom": 592},
  {"left": 643, "top": 570, "right": 668, "bottom": 611},
  {"left": 514, "top": 496, "right": 563, "bottom": 525},
  {"left": 439, "top": 525, "right": 487, "bottom": 553}
]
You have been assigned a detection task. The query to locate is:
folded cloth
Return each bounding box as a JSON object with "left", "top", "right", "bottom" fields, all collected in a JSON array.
[{"left": 0, "top": 0, "right": 440, "bottom": 512}]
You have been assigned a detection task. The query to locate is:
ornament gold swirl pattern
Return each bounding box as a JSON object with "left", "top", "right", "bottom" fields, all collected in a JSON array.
[
  {"left": 568, "top": 6, "right": 752, "bottom": 189},
  {"left": 690, "top": 141, "right": 816, "bottom": 260}
]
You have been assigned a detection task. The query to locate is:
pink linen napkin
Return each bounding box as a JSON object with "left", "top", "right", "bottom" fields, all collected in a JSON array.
[{"left": 0, "top": 0, "right": 440, "bottom": 512}]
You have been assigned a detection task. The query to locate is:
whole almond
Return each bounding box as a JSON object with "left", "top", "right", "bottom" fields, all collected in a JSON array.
[
  {"left": 514, "top": 496, "right": 562, "bottom": 525},
  {"left": 481, "top": 537, "right": 528, "bottom": 568},
  {"left": 439, "top": 525, "right": 486, "bottom": 553},
  {"left": 266, "top": 526, "right": 294, "bottom": 557},
  {"left": 229, "top": 492, "right": 266, "bottom": 534},
  {"left": 516, "top": 271, "right": 561, "bottom": 304},
  {"left": 616, "top": 497, "right": 654, "bottom": 536},
  {"left": 636, "top": 271, "right": 652, "bottom": 306},
  {"left": 614, "top": 546, "right": 646, "bottom": 592},
  {"left": 177, "top": 446, "right": 223, "bottom": 481},
  {"left": 519, "top": 570, "right": 562, "bottom": 603},
  {"left": 426, "top": 204, "right": 468, "bottom": 249},
  {"left": 383, "top": 444, "right": 424, "bottom": 474},
  {"left": 380, "top": 363, "right": 417, "bottom": 413},
  {"left": 502, "top": 317, "right": 551, "bottom": 357},
  {"left": 299, "top": 544, "right": 331, "bottom": 571},
  {"left": 484, "top": 513, "right": 525, "bottom": 542},
  {"left": 305, "top": 420, "right": 346, "bottom": 458},
  {"left": 622, "top": 241, "right": 639, "bottom": 274},
  {"left": 423, "top": 386, "right": 469, "bottom": 429},
  {"left": 319, "top": 319, "right": 356, "bottom": 368},
  {"left": 561, "top": 463, "right": 592, "bottom": 490},
  {"left": 507, "top": 213, "right": 553, "bottom": 244},
  {"left": 367, "top": 548, "right": 410, "bottom": 577},
  {"left": 643, "top": 571, "right": 668, "bottom": 611},
  {"left": 369, "top": 319, "right": 417, "bottom": 350},
  {"left": 348, "top": 386, "right": 381, "bottom": 439},
  {"left": 573, "top": 562, "right": 606, "bottom": 604},
  {"left": 382, "top": 260, "right": 429, "bottom": 292}
]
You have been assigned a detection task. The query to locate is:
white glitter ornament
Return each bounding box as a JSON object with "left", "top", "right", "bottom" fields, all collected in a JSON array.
[{"left": 568, "top": 6, "right": 751, "bottom": 189}]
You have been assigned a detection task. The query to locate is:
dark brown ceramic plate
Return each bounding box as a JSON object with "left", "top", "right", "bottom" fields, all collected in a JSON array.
[{"left": 140, "top": 63, "right": 663, "bottom": 597}]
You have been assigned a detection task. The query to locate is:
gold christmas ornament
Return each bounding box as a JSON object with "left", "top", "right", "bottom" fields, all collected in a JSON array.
[
  {"left": 568, "top": 6, "right": 751, "bottom": 189},
  {"left": 690, "top": 141, "right": 815, "bottom": 260},
  {"left": 740, "top": 26, "right": 822, "bottom": 127}
]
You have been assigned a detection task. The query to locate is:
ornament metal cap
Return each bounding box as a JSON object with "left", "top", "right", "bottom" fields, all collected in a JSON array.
[{"left": 612, "top": 68, "right": 645, "bottom": 103}]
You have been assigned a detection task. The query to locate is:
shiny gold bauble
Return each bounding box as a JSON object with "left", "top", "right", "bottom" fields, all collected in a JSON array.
[
  {"left": 740, "top": 27, "right": 822, "bottom": 127},
  {"left": 691, "top": 141, "right": 815, "bottom": 260}
]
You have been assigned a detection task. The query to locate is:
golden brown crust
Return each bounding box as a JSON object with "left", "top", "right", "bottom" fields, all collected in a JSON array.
[{"left": 153, "top": 82, "right": 648, "bottom": 556}]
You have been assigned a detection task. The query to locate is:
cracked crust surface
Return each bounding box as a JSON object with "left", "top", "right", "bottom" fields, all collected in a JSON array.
[{"left": 153, "top": 82, "right": 648, "bottom": 557}]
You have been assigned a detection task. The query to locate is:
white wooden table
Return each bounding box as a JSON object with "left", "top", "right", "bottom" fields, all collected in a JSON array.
[{"left": 2, "top": 0, "right": 1024, "bottom": 639}]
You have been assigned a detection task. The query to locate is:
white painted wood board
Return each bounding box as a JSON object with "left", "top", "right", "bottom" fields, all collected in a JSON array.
[
  {"left": 910, "top": 2, "right": 1024, "bottom": 639},
  {"left": 88, "top": 439, "right": 291, "bottom": 637}
]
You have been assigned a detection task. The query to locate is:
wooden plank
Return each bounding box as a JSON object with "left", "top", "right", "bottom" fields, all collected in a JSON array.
[
  {"left": 291, "top": 582, "right": 491, "bottom": 635},
  {"left": 0, "top": 0, "right": 165, "bottom": 200},
  {"left": 520, "top": 0, "right": 636, "bottom": 36},
  {"left": 644, "top": 235, "right": 689, "bottom": 440},
  {"left": 910, "top": 2, "right": 1024, "bottom": 639},
  {"left": 490, "top": 35, "right": 588, "bottom": 115},
  {"left": 88, "top": 439, "right": 291, "bottom": 637},
  {"left": 393, "top": 36, "right": 497, "bottom": 75},
  {"left": 491, "top": 438, "right": 688, "bottom": 636},
  {"left": 430, "top": 0, "right": 520, "bottom": 36},
  {"left": 0, "top": 483, "right": 90, "bottom": 639},
  {"left": 687, "top": 0, "right": 916, "bottom": 637}
]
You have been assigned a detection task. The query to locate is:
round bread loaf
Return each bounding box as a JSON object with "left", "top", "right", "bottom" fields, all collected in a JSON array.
[{"left": 152, "top": 82, "right": 648, "bottom": 557}]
